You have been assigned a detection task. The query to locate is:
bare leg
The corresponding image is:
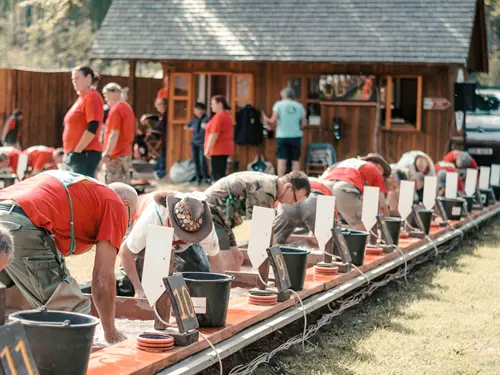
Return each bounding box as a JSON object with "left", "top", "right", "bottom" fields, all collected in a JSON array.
[
  {"left": 208, "top": 253, "right": 225, "bottom": 273},
  {"left": 291, "top": 160, "right": 300, "bottom": 171},
  {"left": 277, "top": 159, "right": 287, "bottom": 177}
]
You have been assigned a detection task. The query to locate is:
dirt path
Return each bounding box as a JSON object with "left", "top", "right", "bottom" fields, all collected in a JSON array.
[{"left": 203, "top": 220, "right": 500, "bottom": 375}]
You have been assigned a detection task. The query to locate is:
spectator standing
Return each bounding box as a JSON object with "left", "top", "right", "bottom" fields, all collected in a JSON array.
[
  {"left": 63, "top": 66, "right": 104, "bottom": 177},
  {"left": 263, "top": 88, "right": 307, "bottom": 176},
  {"left": 101, "top": 83, "right": 136, "bottom": 184},
  {"left": 185, "top": 102, "right": 210, "bottom": 184},
  {"left": 204, "top": 95, "right": 234, "bottom": 182},
  {"left": 2, "top": 109, "right": 23, "bottom": 149},
  {"left": 153, "top": 98, "right": 168, "bottom": 180}
]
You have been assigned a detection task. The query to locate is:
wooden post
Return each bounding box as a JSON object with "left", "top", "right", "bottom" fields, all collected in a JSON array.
[
  {"left": 154, "top": 246, "right": 176, "bottom": 330},
  {"left": 128, "top": 60, "right": 137, "bottom": 111}
]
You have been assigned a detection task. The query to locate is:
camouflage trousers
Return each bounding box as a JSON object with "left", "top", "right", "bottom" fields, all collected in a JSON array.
[{"left": 104, "top": 155, "right": 132, "bottom": 184}]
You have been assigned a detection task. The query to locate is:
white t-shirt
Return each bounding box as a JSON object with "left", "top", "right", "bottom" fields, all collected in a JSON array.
[{"left": 126, "top": 201, "right": 220, "bottom": 256}]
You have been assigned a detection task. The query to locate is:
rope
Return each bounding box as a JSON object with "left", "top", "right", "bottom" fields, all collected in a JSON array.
[
  {"left": 153, "top": 300, "right": 224, "bottom": 375},
  {"left": 200, "top": 331, "right": 223, "bottom": 375}
]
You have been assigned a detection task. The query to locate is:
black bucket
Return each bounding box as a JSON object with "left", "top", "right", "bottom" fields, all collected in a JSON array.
[
  {"left": 9, "top": 307, "right": 99, "bottom": 375},
  {"left": 410, "top": 210, "right": 433, "bottom": 235},
  {"left": 384, "top": 218, "right": 402, "bottom": 246},
  {"left": 341, "top": 229, "right": 369, "bottom": 266},
  {"left": 437, "top": 197, "right": 464, "bottom": 221},
  {"left": 181, "top": 272, "right": 233, "bottom": 327},
  {"left": 280, "top": 248, "right": 310, "bottom": 291},
  {"left": 463, "top": 196, "right": 474, "bottom": 213},
  {"left": 418, "top": 210, "right": 433, "bottom": 235},
  {"left": 479, "top": 189, "right": 490, "bottom": 206},
  {"left": 491, "top": 185, "right": 500, "bottom": 201}
]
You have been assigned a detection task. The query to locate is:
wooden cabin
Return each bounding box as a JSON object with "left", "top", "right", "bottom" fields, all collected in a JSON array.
[{"left": 91, "top": 0, "right": 488, "bottom": 171}]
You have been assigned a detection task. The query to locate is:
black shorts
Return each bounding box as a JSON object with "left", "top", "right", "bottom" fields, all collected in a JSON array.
[{"left": 276, "top": 137, "right": 302, "bottom": 161}]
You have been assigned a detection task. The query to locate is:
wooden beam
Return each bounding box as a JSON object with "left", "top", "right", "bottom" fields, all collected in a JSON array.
[
  {"left": 128, "top": 61, "right": 137, "bottom": 111},
  {"left": 385, "top": 76, "right": 392, "bottom": 130},
  {"left": 416, "top": 76, "right": 423, "bottom": 131}
]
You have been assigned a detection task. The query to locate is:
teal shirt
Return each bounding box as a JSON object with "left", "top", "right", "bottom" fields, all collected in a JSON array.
[{"left": 272, "top": 100, "right": 306, "bottom": 138}]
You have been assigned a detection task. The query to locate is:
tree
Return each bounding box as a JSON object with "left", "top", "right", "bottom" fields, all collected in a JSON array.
[{"left": 0, "top": 0, "right": 112, "bottom": 69}]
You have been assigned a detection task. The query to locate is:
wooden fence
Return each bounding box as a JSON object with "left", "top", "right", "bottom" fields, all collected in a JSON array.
[{"left": 0, "top": 68, "right": 162, "bottom": 148}]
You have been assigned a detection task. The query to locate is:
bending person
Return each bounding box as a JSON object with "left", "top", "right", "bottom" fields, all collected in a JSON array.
[
  {"left": 0, "top": 170, "right": 137, "bottom": 344},
  {"left": 205, "top": 171, "right": 311, "bottom": 270},
  {"left": 119, "top": 191, "right": 223, "bottom": 298},
  {"left": 274, "top": 178, "right": 332, "bottom": 244},
  {"left": 320, "top": 154, "right": 390, "bottom": 230}
]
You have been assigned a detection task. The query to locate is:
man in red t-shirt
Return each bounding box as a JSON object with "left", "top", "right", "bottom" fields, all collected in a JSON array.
[
  {"left": 0, "top": 171, "right": 137, "bottom": 344},
  {"left": 274, "top": 178, "right": 333, "bottom": 244},
  {"left": 435, "top": 161, "right": 465, "bottom": 195},
  {"left": 101, "top": 83, "right": 136, "bottom": 184},
  {"left": 319, "top": 154, "right": 390, "bottom": 230},
  {"left": 0, "top": 146, "right": 21, "bottom": 174},
  {"left": 443, "top": 150, "right": 477, "bottom": 181},
  {"left": 23, "top": 146, "right": 64, "bottom": 176}
]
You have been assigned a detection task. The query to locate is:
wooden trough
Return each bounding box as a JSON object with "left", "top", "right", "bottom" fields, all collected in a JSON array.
[{"left": 2, "top": 202, "right": 499, "bottom": 375}]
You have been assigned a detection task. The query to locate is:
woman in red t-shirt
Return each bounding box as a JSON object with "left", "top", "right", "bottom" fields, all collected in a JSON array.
[
  {"left": 204, "top": 95, "right": 234, "bottom": 181},
  {"left": 63, "top": 66, "right": 104, "bottom": 177}
]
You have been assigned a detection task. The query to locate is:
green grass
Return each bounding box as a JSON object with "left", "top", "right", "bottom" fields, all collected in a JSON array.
[{"left": 207, "top": 221, "right": 500, "bottom": 375}]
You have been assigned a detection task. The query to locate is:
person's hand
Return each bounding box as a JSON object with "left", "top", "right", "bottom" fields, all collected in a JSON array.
[
  {"left": 204, "top": 151, "right": 210, "bottom": 159},
  {"left": 102, "top": 154, "right": 111, "bottom": 164},
  {"left": 104, "top": 328, "right": 127, "bottom": 344},
  {"left": 134, "top": 288, "right": 146, "bottom": 299}
]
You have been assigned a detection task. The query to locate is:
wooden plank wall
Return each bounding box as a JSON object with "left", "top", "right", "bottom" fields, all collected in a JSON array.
[
  {"left": 0, "top": 68, "right": 162, "bottom": 149},
  {"left": 167, "top": 62, "right": 456, "bottom": 170}
]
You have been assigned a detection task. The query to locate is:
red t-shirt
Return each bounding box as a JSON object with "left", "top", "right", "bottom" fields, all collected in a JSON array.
[
  {"left": 24, "top": 146, "right": 56, "bottom": 171},
  {"left": 443, "top": 151, "right": 478, "bottom": 169},
  {"left": 309, "top": 180, "right": 333, "bottom": 196},
  {"left": 63, "top": 89, "right": 104, "bottom": 154},
  {"left": 0, "top": 174, "right": 128, "bottom": 256},
  {"left": 104, "top": 102, "right": 136, "bottom": 158},
  {"left": 205, "top": 111, "right": 234, "bottom": 156},
  {"left": 0, "top": 146, "right": 21, "bottom": 172},
  {"left": 435, "top": 162, "right": 464, "bottom": 191},
  {"left": 322, "top": 158, "right": 387, "bottom": 194},
  {"left": 156, "top": 87, "right": 169, "bottom": 100}
]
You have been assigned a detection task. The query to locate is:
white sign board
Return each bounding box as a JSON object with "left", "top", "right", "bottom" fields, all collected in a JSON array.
[
  {"left": 491, "top": 164, "right": 500, "bottom": 186},
  {"left": 464, "top": 168, "right": 478, "bottom": 197},
  {"left": 423, "top": 176, "right": 437, "bottom": 210},
  {"left": 445, "top": 172, "right": 459, "bottom": 198},
  {"left": 361, "top": 186, "right": 379, "bottom": 232},
  {"left": 398, "top": 180, "right": 415, "bottom": 220},
  {"left": 247, "top": 206, "right": 275, "bottom": 268},
  {"left": 16, "top": 153, "right": 28, "bottom": 181},
  {"left": 314, "top": 195, "right": 336, "bottom": 251},
  {"left": 479, "top": 166, "right": 490, "bottom": 190},
  {"left": 142, "top": 225, "right": 174, "bottom": 307}
]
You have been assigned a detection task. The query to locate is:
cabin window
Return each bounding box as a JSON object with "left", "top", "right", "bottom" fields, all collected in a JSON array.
[
  {"left": 285, "top": 76, "right": 321, "bottom": 125},
  {"left": 380, "top": 75, "right": 422, "bottom": 131}
]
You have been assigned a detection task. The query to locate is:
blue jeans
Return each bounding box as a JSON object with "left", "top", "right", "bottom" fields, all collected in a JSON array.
[
  {"left": 67, "top": 150, "right": 102, "bottom": 177},
  {"left": 191, "top": 143, "right": 208, "bottom": 181},
  {"left": 155, "top": 155, "right": 166, "bottom": 179}
]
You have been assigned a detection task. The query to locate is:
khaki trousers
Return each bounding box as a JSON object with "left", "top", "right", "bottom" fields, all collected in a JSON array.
[{"left": 0, "top": 209, "right": 90, "bottom": 313}]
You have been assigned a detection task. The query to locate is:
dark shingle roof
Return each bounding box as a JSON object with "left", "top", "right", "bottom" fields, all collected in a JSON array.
[{"left": 91, "top": 0, "right": 479, "bottom": 64}]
